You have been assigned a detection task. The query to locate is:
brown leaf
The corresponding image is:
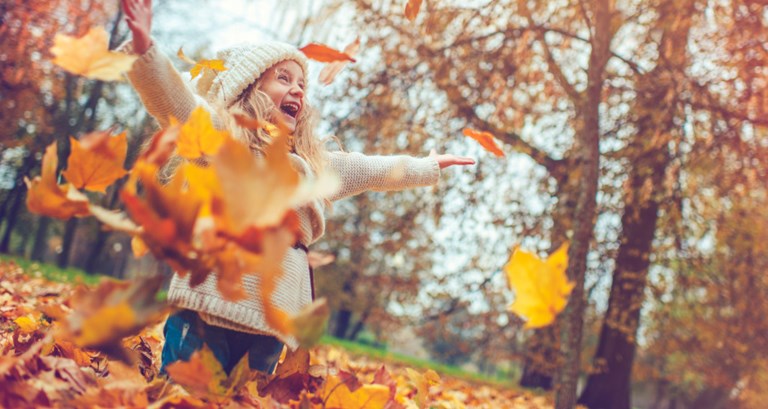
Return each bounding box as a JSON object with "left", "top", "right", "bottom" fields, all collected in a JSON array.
[{"left": 318, "top": 38, "right": 360, "bottom": 85}]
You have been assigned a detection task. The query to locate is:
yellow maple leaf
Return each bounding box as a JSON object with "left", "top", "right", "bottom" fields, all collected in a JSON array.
[
  {"left": 51, "top": 27, "right": 137, "bottom": 81},
  {"left": 504, "top": 243, "right": 573, "bottom": 329},
  {"left": 62, "top": 131, "right": 128, "bottom": 192},
  {"left": 174, "top": 106, "right": 230, "bottom": 159},
  {"left": 323, "top": 374, "right": 391, "bottom": 409},
  {"left": 177, "top": 47, "right": 227, "bottom": 79}
]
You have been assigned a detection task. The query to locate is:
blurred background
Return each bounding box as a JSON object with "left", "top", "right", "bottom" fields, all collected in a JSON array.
[{"left": 1, "top": 1, "right": 767, "bottom": 408}]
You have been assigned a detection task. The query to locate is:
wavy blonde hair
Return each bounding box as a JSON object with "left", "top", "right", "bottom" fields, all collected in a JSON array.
[{"left": 222, "top": 79, "right": 326, "bottom": 174}]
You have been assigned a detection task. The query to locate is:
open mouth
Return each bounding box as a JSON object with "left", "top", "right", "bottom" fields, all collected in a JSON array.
[{"left": 280, "top": 102, "right": 300, "bottom": 118}]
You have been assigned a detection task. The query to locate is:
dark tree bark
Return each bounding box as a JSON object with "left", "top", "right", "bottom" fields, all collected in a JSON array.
[
  {"left": 578, "top": 2, "right": 696, "bottom": 408},
  {"left": 0, "top": 152, "right": 35, "bottom": 254},
  {"left": 31, "top": 216, "right": 51, "bottom": 261},
  {"left": 57, "top": 218, "right": 79, "bottom": 268}
]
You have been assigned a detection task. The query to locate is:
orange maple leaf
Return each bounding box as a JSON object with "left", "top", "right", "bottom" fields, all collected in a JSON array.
[
  {"left": 405, "top": 0, "right": 423, "bottom": 21},
  {"left": 175, "top": 106, "right": 230, "bottom": 159},
  {"left": 318, "top": 38, "right": 360, "bottom": 86},
  {"left": 462, "top": 128, "right": 506, "bottom": 157},
  {"left": 50, "top": 27, "right": 137, "bottom": 81},
  {"left": 62, "top": 131, "right": 128, "bottom": 192},
  {"left": 25, "top": 143, "right": 91, "bottom": 220},
  {"left": 177, "top": 47, "right": 227, "bottom": 79},
  {"left": 300, "top": 43, "right": 357, "bottom": 63}
]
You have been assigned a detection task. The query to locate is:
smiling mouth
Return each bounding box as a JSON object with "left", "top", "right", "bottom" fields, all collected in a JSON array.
[{"left": 280, "top": 102, "right": 300, "bottom": 118}]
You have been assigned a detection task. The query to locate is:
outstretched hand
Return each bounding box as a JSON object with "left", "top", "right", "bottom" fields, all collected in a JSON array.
[
  {"left": 121, "top": 0, "right": 153, "bottom": 55},
  {"left": 429, "top": 149, "right": 476, "bottom": 169}
]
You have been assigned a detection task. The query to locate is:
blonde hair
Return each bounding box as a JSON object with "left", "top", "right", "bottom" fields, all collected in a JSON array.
[{"left": 223, "top": 79, "right": 326, "bottom": 174}]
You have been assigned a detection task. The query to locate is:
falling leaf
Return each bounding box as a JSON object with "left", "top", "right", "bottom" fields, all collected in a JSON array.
[
  {"left": 291, "top": 297, "right": 330, "bottom": 348},
  {"left": 51, "top": 27, "right": 137, "bottom": 81},
  {"left": 462, "top": 128, "right": 505, "bottom": 157},
  {"left": 405, "top": 0, "right": 423, "bottom": 21},
  {"left": 61, "top": 275, "right": 169, "bottom": 355},
  {"left": 88, "top": 204, "right": 140, "bottom": 235},
  {"left": 211, "top": 135, "right": 338, "bottom": 232},
  {"left": 318, "top": 38, "right": 360, "bottom": 85},
  {"left": 504, "top": 243, "right": 573, "bottom": 329},
  {"left": 138, "top": 125, "right": 181, "bottom": 167},
  {"left": 175, "top": 107, "right": 230, "bottom": 160},
  {"left": 62, "top": 131, "right": 128, "bottom": 192},
  {"left": 300, "top": 43, "right": 357, "bottom": 63},
  {"left": 177, "top": 47, "right": 227, "bottom": 79},
  {"left": 25, "top": 143, "right": 91, "bottom": 220},
  {"left": 308, "top": 251, "right": 335, "bottom": 268}
]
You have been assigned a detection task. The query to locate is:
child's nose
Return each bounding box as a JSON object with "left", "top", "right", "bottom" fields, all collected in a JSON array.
[{"left": 290, "top": 84, "right": 304, "bottom": 98}]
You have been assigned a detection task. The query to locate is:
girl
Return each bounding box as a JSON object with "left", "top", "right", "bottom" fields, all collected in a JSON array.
[{"left": 121, "top": 0, "right": 474, "bottom": 375}]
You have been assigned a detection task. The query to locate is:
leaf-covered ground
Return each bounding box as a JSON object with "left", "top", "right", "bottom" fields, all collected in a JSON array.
[{"left": 0, "top": 260, "right": 553, "bottom": 408}]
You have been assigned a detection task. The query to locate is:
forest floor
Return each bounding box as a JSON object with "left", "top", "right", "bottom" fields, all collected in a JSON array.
[{"left": 0, "top": 258, "right": 556, "bottom": 408}]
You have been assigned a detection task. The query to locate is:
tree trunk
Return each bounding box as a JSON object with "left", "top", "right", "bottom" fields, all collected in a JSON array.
[
  {"left": 333, "top": 308, "right": 352, "bottom": 339},
  {"left": 0, "top": 187, "right": 22, "bottom": 254},
  {"left": 31, "top": 216, "right": 51, "bottom": 261},
  {"left": 578, "top": 2, "right": 695, "bottom": 407},
  {"left": 555, "top": 2, "right": 611, "bottom": 406},
  {"left": 57, "top": 218, "right": 79, "bottom": 268},
  {"left": 577, "top": 168, "right": 664, "bottom": 409}
]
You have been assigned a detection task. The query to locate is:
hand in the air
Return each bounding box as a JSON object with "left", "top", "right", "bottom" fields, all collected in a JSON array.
[
  {"left": 429, "top": 149, "right": 476, "bottom": 169},
  {"left": 121, "top": 0, "right": 153, "bottom": 55}
]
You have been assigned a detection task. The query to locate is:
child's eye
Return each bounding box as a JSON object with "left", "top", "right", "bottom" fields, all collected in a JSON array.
[{"left": 278, "top": 74, "right": 290, "bottom": 82}]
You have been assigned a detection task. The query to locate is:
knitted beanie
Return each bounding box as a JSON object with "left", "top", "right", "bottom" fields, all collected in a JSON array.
[{"left": 197, "top": 41, "right": 309, "bottom": 107}]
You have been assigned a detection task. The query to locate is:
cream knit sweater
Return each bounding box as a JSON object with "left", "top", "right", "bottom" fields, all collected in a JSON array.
[{"left": 125, "top": 44, "right": 440, "bottom": 349}]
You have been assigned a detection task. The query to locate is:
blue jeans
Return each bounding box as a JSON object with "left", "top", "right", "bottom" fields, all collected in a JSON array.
[{"left": 160, "top": 310, "right": 284, "bottom": 375}]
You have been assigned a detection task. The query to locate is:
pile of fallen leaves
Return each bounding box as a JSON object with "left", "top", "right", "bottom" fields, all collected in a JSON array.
[{"left": 0, "top": 260, "right": 553, "bottom": 408}]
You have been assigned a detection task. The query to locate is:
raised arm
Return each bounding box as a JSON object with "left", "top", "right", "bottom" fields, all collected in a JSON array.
[
  {"left": 120, "top": 0, "right": 213, "bottom": 128},
  {"left": 326, "top": 151, "right": 474, "bottom": 201}
]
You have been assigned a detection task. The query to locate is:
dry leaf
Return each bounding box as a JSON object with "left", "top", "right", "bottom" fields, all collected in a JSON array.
[
  {"left": 62, "top": 131, "right": 128, "bottom": 192},
  {"left": 300, "top": 43, "right": 357, "bottom": 63},
  {"left": 318, "top": 38, "right": 360, "bottom": 85},
  {"left": 175, "top": 106, "right": 229, "bottom": 159},
  {"left": 462, "top": 128, "right": 505, "bottom": 157},
  {"left": 323, "top": 373, "right": 391, "bottom": 409},
  {"left": 291, "top": 297, "right": 330, "bottom": 348},
  {"left": 25, "top": 143, "right": 91, "bottom": 220},
  {"left": 504, "top": 243, "right": 573, "bottom": 329},
  {"left": 405, "top": 0, "right": 423, "bottom": 21},
  {"left": 177, "top": 47, "right": 227, "bottom": 79},
  {"left": 51, "top": 27, "right": 137, "bottom": 81}
]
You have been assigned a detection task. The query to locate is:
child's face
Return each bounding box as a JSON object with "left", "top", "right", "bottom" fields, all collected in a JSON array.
[{"left": 259, "top": 60, "right": 306, "bottom": 133}]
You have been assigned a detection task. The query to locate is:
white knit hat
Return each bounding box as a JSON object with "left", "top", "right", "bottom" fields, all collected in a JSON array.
[{"left": 196, "top": 41, "right": 309, "bottom": 107}]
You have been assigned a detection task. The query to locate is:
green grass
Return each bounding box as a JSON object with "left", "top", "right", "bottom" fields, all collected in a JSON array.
[
  {"left": 319, "top": 335, "right": 518, "bottom": 388},
  {"left": 0, "top": 254, "right": 101, "bottom": 285}
]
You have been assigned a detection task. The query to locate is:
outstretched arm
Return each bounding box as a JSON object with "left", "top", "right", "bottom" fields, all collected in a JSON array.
[
  {"left": 119, "top": 0, "right": 215, "bottom": 128},
  {"left": 326, "top": 150, "right": 474, "bottom": 201}
]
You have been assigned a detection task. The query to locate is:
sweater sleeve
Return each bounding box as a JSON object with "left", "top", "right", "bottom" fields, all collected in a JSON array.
[
  {"left": 326, "top": 151, "right": 441, "bottom": 201},
  {"left": 122, "top": 41, "right": 217, "bottom": 129}
]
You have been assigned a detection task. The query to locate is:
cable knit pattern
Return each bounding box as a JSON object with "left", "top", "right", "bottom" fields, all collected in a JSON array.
[{"left": 125, "top": 45, "right": 440, "bottom": 350}]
